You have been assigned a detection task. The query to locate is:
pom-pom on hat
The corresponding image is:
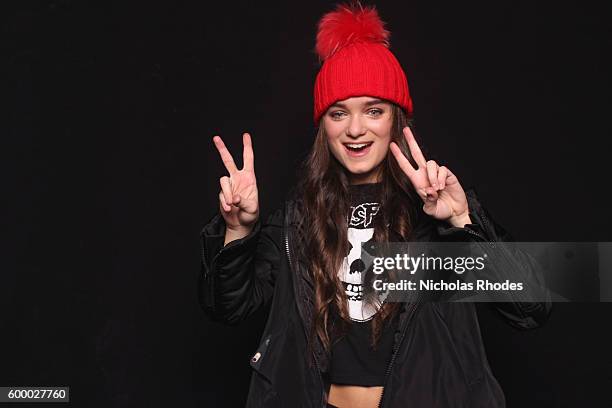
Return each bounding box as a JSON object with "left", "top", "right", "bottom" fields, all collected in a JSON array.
[{"left": 313, "top": 2, "right": 414, "bottom": 124}]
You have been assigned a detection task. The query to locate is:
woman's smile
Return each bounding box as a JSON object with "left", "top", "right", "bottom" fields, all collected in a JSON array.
[{"left": 343, "top": 141, "right": 374, "bottom": 158}]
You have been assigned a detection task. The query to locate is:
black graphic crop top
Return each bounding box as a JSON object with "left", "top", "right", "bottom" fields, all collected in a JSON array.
[{"left": 328, "top": 182, "right": 399, "bottom": 386}]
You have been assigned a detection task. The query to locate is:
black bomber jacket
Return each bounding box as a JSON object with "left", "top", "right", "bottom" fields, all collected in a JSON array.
[{"left": 198, "top": 188, "right": 552, "bottom": 407}]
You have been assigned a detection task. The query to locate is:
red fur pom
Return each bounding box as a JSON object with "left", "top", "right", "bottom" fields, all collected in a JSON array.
[{"left": 315, "top": 2, "right": 390, "bottom": 61}]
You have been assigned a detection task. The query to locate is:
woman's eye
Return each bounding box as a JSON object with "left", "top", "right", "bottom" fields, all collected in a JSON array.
[{"left": 329, "top": 109, "right": 382, "bottom": 119}]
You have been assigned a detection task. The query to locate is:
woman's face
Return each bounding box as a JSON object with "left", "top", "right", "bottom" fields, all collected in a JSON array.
[{"left": 323, "top": 96, "right": 393, "bottom": 185}]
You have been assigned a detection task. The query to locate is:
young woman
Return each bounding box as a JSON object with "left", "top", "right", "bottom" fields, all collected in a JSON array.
[{"left": 199, "top": 3, "right": 551, "bottom": 407}]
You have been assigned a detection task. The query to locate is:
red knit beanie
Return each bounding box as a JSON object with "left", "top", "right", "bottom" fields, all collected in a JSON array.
[{"left": 313, "top": 2, "right": 414, "bottom": 124}]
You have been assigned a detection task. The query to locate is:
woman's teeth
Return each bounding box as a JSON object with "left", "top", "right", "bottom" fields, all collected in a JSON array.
[{"left": 345, "top": 142, "right": 372, "bottom": 151}]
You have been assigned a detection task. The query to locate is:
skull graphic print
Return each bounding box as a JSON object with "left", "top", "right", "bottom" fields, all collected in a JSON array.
[{"left": 340, "top": 200, "right": 390, "bottom": 322}]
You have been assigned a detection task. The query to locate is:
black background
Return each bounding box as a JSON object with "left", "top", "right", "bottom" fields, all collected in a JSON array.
[{"left": 3, "top": 0, "right": 612, "bottom": 407}]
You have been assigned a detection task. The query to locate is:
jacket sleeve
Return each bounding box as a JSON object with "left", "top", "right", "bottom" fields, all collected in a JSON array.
[
  {"left": 436, "top": 188, "right": 552, "bottom": 330},
  {"left": 198, "top": 207, "right": 284, "bottom": 325}
]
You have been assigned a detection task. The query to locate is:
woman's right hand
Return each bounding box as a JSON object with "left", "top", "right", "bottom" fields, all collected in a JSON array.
[{"left": 213, "top": 133, "right": 259, "bottom": 242}]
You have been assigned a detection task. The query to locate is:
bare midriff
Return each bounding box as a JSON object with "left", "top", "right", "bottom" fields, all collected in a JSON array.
[{"left": 328, "top": 384, "right": 384, "bottom": 408}]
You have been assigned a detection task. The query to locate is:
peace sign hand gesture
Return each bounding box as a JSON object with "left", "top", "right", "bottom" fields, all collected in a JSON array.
[
  {"left": 389, "top": 127, "right": 472, "bottom": 227},
  {"left": 213, "top": 133, "right": 260, "bottom": 237}
]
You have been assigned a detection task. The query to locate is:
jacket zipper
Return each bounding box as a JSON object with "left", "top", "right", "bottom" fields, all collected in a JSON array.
[
  {"left": 377, "top": 301, "right": 419, "bottom": 408},
  {"left": 463, "top": 211, "right": 495, "bottom": 249},
  {"left": 465, "top": 227, "right": 491, "bottom": 246},
  {"left": 283, "top": 206, "right": 327, "bottom": 408}
]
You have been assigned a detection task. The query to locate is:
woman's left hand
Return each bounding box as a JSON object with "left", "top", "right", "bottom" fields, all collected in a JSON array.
[{"left": 389, "top": 126, "right": 472, "bottom": 228}]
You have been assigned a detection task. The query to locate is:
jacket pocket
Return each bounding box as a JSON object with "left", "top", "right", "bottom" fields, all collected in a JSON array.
[
  {"left": 247, "top": 332, "right": 281, "bottom": 407},
  {"left": 249, "top": 333, "right": 274, "bottom": 385}
]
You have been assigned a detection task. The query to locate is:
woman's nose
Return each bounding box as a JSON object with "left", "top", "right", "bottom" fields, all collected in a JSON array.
[{"left": 346, "top": 115, "right": 366, "bottom": 138}]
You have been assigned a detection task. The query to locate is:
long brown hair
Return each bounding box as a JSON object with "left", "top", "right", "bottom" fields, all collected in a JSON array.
[{"left": 295, "top": 103, "right": 421, "bottom": 357}]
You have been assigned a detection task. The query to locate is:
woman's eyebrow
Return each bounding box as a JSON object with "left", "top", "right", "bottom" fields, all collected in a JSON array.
[{"left": 330, "top": 99, "right": 386, "bottom": 109}]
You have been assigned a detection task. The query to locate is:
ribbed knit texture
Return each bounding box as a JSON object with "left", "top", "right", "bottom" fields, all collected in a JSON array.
[{"left": 313, "top": 42, "right": 413, "bottom": 124}]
